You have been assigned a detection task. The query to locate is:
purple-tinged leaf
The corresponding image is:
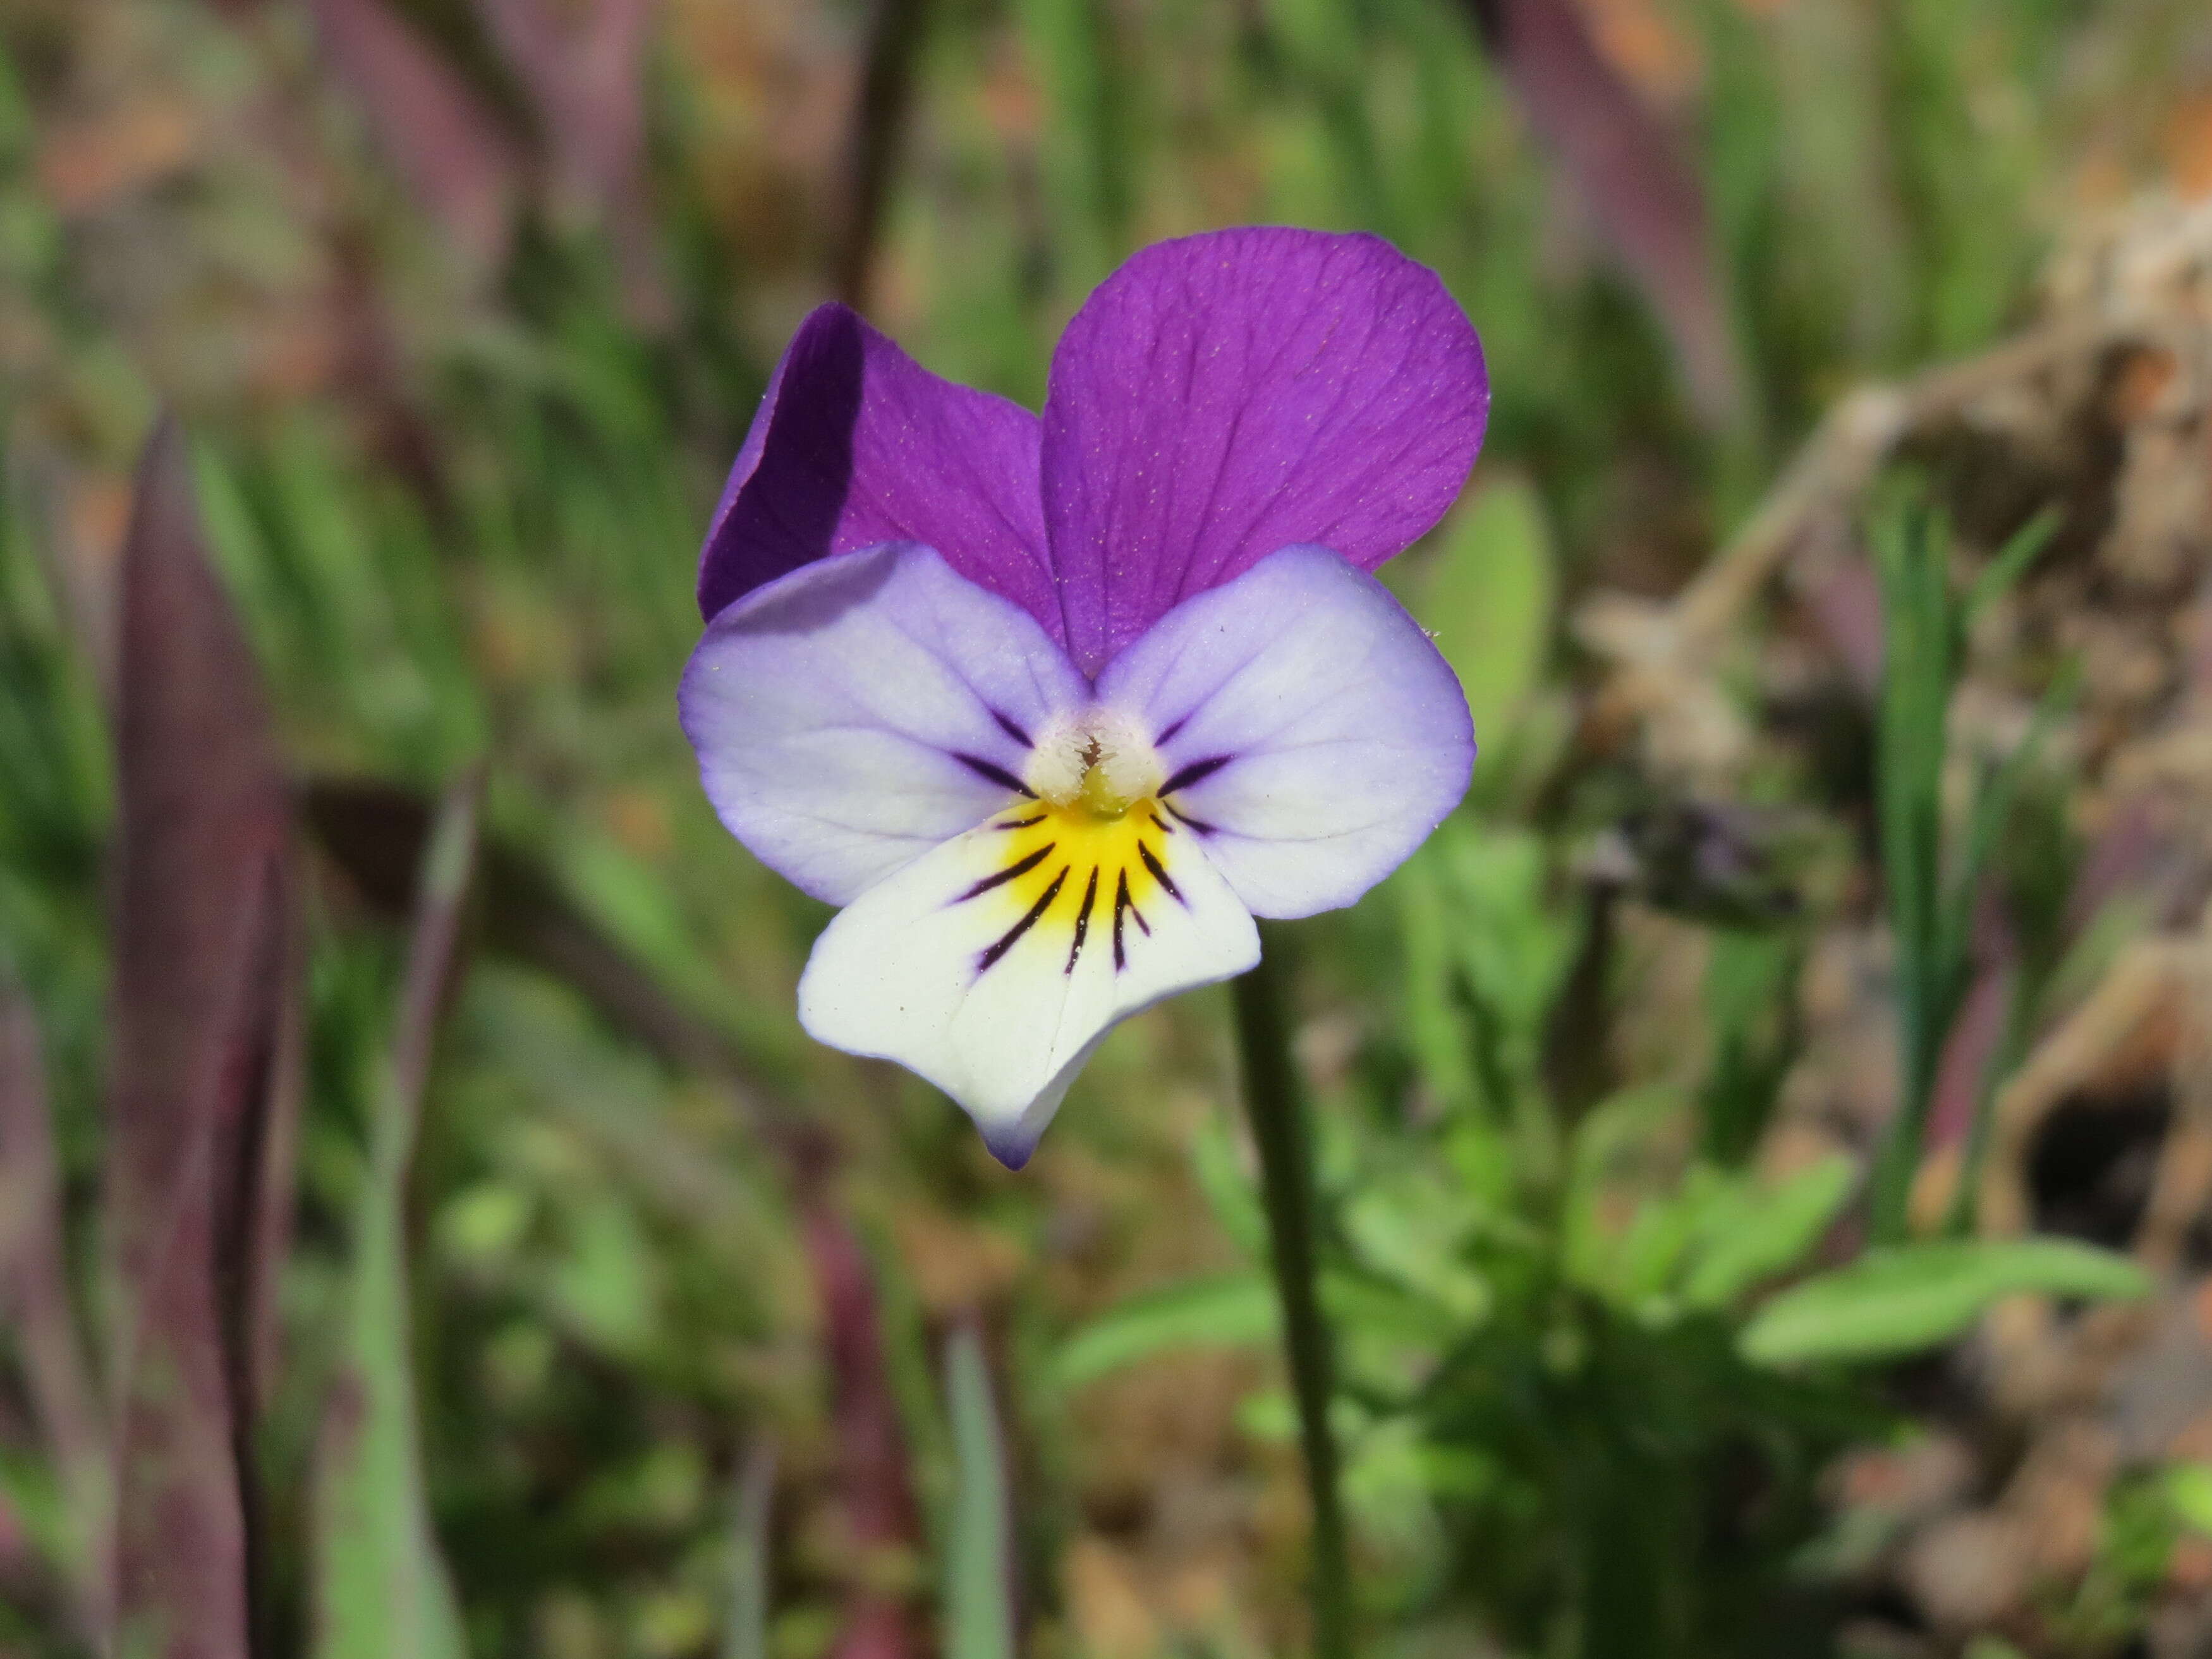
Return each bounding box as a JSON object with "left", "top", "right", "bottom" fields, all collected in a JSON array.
[
  {"left": 1467, "top": 0, "right": 1746, "bottom": 426},
  {"left": 0, "top": 994, "right": 110, "bottom": 1646},
  {"left": 250, "top": 906, "right": 308, "bottom": 1412},
  {"left": 308, "top": 0, "right": 521, "bottom": 276},
  {"left": 472, "top": 0, "right": 669, "bottom": 321},
  {"left": 1801, "top": 553, "right": 1885, "bottom": 696},
  {"left": 800, "top": 1202, "right": 925, "bottom": 1659},
  {"left": 313, "top": 775, "right": 478, "bottom": 1659},
  {"left": 1924, "top": 937, "right": 2013, "bottom": 1156},
  {"left": 2063, "top": 798, "right": 2203, "bottom": 935},
  {"left": 106, "top": 418, "right": 297, "bottom": 1659}
]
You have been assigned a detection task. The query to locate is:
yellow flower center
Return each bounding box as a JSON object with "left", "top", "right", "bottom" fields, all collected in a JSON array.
[{"left": 957, "top": 712, "right": 1183, "bottom": 975}]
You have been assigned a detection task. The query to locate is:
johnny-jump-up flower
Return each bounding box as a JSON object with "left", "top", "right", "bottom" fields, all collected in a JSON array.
[{"left": 679, "top": 228, "right": 1488, "bottom": 1166}]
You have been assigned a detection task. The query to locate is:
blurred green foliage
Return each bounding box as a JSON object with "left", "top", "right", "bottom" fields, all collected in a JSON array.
[{"left": 0, "top": 0, "right": 2207, "bottom": 1655}]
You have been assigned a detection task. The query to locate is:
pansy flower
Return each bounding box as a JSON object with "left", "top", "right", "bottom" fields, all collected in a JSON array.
[{"left": 680, "top": 228, "right": 1486, "bottom": 1166}]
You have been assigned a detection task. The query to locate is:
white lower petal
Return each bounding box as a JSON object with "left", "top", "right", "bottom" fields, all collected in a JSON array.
[{"left": 797, "top": 805, "right": 1259, "bottom": 1165}]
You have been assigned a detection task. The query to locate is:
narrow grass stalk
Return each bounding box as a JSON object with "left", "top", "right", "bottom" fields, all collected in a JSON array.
[
  {"left": 1231, "top": 948, "right": 1352, "bottom": 1659},
  {"left": 1866, "top": 498, "right": 2062, "bottom": 1243},
  {"left": 1866, "top": 501, "right": 1952, "bottom": 1243},
  {"left": 724, "top": 1437, "right": 777, "bottom": 1659}
]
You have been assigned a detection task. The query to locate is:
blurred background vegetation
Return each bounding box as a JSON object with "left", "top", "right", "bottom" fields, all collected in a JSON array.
[{"left": 7, "top": 0, "right": 2212, "bottom": 1656}]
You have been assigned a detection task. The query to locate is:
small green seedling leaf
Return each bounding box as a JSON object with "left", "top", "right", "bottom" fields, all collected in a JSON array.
[{"left": 1741, "top": 1237, "right": 2149, "bottom": 1366}]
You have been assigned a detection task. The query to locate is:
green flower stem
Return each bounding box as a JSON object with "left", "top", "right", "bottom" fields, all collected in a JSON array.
[{"left": 1232, "top": 944, "right": 1352, "bottom": 1659}]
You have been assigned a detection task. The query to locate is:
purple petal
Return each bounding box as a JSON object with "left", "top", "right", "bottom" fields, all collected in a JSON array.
[
  {"left": 680, "top": 542, "right": 1088, "bottom": 906},
  {"left": 1040, "top": 228, "right": 1489, "bottom": 674},
  {"left": 1095, "top": 545, "right": 1474, "bottom": 918},
  {"left": 697, "top": 305, "right": 1059, "bottom": 637}
]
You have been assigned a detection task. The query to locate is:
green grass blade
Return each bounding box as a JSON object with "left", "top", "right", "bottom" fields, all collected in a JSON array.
[
  {"left": 1964, "top": 506, "right": 2062, "bottom": 628},
  {"left": 942, "top": 1323, "right": 1014, "bottom": 1659},
  {"left": 722, "top": 1438, "right": 777, "bottom": 1659},
  {"left": 313, "top": 775, "right": 479, "bottom": 1659}
]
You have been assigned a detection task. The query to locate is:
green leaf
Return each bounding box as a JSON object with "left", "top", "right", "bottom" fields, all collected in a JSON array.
[
  {"left": 545, "top": 1195, "right": 659, "bottom": 1358},
  {"left": 943, "top": 1325, "right": 1014, "bottom": 1659},
  {"left": 1053, "top": 1272, "right": 1278, "bottom": 1387},
  {"left": 1740, "top": 1237, "right": 2149, "bottom": 1367},
  {"left": 1681, "top": 1157, "right": 1855, "bottom": 1310},
  {"left": 1437, "top": 823, "right": 1577, "bottom": 1036},
  {"left": 1403, "top": 477, "right": 1556, "bottom": 743}
]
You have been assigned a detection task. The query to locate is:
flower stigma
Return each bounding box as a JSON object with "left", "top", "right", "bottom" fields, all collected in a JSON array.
[
  {"left": 1023, "top": 708, "right": 1162, "bottom": 819},
  {"left": 940, "top": 710, "right": 1185, "bottom": 978}
]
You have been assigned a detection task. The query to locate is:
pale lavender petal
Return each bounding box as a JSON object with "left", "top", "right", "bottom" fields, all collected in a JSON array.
[
  {"left": 1040, "top": 228, "right": 1489, "bottom": 674},
  {"left": 697, "top": 305, "right": 1059, "bottom": 636},
  {"left": 1094, "top": 545, "right": 1474, "bottom": 918},
  {"left": 679, "top": 543, "right": 1088, "bottom": 906}
]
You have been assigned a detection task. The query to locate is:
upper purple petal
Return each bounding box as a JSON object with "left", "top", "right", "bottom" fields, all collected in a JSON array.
[
  {"left": 696, "top": 304, "right": 1060, "bottom": 635},
  {"left": 1038, "top": 228, "right": 1489, "bottom": 675}
]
